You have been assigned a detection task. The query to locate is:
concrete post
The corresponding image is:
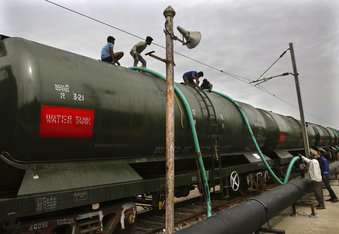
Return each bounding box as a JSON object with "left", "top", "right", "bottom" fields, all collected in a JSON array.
[{"left": 289, "top": 42, "right": 311, "bottom": 158}]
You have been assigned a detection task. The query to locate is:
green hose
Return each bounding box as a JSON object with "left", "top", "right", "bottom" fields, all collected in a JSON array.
[
  {"left": 213, "top": 91, "right": 299, "bottom": 184},
  {"left": 130, "top": 67, "right": 212, "bottom": 217}
]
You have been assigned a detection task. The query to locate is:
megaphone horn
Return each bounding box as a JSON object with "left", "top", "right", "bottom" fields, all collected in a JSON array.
[{"left": 177, "top": 26, "right": 201, "bottom": 49}]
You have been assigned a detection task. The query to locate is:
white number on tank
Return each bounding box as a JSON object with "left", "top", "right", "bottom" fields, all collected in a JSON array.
[
  {"left": 54, "top": 84, "right": 70, "bottom": 93},
  {"left": 59, "top": 92, "right": 66, "bottom": 100},
  {"left": 54, "top": 83, "right": 70, "bottom": 100},
  {"left": 73, "top": 92, "right": 85, "bottom": 102}
]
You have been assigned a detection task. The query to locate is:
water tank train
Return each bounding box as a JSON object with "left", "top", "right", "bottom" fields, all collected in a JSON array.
[{"left": 0, "top": 36, "right": 338, "bottom": 231}]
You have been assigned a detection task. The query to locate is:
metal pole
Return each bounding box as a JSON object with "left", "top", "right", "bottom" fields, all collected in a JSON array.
[
  {"left": 164, "top": 6, "right": 176, "bottom": 234},
  {"left": 289, "top": 42, "right": 310, "bottom": 158}
]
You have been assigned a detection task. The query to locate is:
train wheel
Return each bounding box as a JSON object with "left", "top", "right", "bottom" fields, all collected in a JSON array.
[
  {"left": 102, "top": 213, "right": 120, "bottom": 234},
  {"left": 115, "top": 203, "right": 137, "bottom": 234}
]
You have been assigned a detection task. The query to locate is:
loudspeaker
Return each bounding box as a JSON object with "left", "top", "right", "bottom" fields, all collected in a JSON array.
[{"left": 177, "top": 26, "right": 201, "bottom": 49}]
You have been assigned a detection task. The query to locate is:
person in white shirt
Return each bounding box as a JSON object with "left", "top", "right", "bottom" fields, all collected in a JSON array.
[{"left": 302, "top": 149, "right": 325, "bottom": 209}]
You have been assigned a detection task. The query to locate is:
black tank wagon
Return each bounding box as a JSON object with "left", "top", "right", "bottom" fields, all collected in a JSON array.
[{"left": 0, "top": 35, "right": 338, "bottom": 233}]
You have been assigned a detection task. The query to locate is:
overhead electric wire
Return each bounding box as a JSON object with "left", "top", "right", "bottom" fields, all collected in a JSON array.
[
  {"left": 250, "top": 72, "right": 290, "bottom": 86},
  {"left": 44, "top": 0, "right": 252, "bottom": 84},
  {"left": 257, "top": 86, "right": 327, "bottom": 124},
  {"left": 248, "top": 48, "right": 329, "bottom": 124},
  {"left": 44, "top": 0, "right": 146, "bottom": 41},
  {"left": 44, "top": 0, "right": 330, "bottom": 126},
  {"left": 254, "top": 48, "right": 289, "bottom": 82}
]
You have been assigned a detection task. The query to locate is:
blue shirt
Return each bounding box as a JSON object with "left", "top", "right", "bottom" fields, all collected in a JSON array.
[
  {"left": 101, "top": 42, "right": 114, "bottom": 60},
  {"left": 318, "top": 155, "right": 329, "bottom": 176},
  {"left": 183, "top": 71, "right": 198, "bottom": 81}
]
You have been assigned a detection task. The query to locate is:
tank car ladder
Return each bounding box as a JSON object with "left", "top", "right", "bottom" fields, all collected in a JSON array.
[{"left": 192, "top": 86, "right": 224, "bottom": 197}]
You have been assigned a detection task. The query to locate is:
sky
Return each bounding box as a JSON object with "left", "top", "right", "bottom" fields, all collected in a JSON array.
[{"left": 1, "top": 0, "right": 339, "bottom": 128}]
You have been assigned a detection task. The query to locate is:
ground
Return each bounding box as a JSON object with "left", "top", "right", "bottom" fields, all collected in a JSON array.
[{"left": 270, "top": 181, "right": 339, "bottom": 234}]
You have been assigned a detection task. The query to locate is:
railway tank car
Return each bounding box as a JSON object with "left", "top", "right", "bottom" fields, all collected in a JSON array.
[
  {"left": 0, "top": 35, "right": 338, "bottom": 233},
  {"left": 0, "top": 36, "right": 275, "bottom": 163},
  {"left": 1, "top": 37, "right": 337, "bottom": 162}
]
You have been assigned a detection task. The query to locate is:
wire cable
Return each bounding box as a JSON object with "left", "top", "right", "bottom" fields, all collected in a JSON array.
[
  {"left": 254, "top": 49, "right": 289, "bottom": 82},
  {"left": 256, "top": 86, "right": 327, "bottom": 124},
  {"left": 44, "top": 0, "right": 147, "bottom": 40},
  {"left": 43, "top": 0, "right": 252, "bottom": 83},
  {"left": 43, "top": 0, "right": 331, "bottom": 126}
]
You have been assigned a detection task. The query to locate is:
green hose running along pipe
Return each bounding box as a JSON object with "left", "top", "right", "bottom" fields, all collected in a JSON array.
[
  {"left": 212, "top": 91, "right": 300, "bottom": 185},
  {"left": 130, "top": 67, "right": 212, "bottom": 217}
]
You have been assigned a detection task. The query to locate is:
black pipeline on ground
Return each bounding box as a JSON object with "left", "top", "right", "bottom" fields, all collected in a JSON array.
[{"left": 178, "top": 161, "right": 339, "bottom": 234}]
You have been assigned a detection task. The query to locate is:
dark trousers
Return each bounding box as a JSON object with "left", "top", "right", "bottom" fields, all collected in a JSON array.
[
  {"left": 323, "top": 175, "right": 338, "bottom": 200},
  {"left": 102, "top": 52, "right": 123, "bottom": 65},
  {"left": 312, "top": 181, "right": 325, "bottom": 207}
]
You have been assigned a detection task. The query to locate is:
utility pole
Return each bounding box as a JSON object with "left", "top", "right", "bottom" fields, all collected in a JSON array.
[
  {"left": 146, "top": 7, "right": 201, "bottom": 231},
  {"left": 164, "top": 6, "right": 176, "bottom": 234},
  {"left": 289, "top": 42, "right": 310, "bottom": 158}
]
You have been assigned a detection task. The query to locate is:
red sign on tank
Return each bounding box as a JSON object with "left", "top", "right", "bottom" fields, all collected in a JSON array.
[
  {"left": 278, "top": 132, "right": 287, "bottom": 144},
  {"left": 40, "top": 105, "right": 95, "bottom": 138}
]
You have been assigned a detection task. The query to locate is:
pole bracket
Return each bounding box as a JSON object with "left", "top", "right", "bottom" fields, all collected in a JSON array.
[{"left": 145, "top": 51, "right": 175, "bottom": 66}]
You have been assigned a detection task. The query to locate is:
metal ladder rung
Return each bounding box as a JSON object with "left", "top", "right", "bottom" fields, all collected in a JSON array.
[{"left": 208, "top": 115, "right": 217, "bottom": 120}]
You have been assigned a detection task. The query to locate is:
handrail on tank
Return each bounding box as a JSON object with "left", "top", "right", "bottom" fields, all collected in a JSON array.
[{"left": 129, "top": 66, "right": 212, "bottom": 217}]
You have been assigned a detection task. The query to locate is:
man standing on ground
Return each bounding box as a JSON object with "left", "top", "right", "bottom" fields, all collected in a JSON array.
[
  {"left": 318, "top": 149, "right": 338, "bottom": 202},
  {"left": 101, "top": 36, "right": 124, "bottom": 65},
  {"left": 130, "top": 36, "right": 153, "bottom": 67},
  {"left": 302, "top": 149, "right": 325, "bottom": 209}
]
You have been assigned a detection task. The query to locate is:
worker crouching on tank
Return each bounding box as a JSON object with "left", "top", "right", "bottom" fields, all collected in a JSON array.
[
  {"left": 183, "top": 71, "right": 203, "bottom": 87},
  {"left": 302, "top": 149, "right": 325, "bottom": 209},
  {"left": 101, "top": 36, "right": 124, "bottom": 65},
  {"left": 200, "top": 78, "right": 213, "bottom": 92}
]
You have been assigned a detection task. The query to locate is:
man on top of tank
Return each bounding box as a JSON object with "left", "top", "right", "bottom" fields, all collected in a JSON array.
[
  {"left": 200, "top": 78, "right": 213, "bottom": 92},
  {"left": 130, "top": 36, "right": 153, "bottom": 67},
  {"left": 101, "top": 36, "right": 124, "bottom": 66},
  {"left": 183, "top": 71, "right": 204, "bottom": 87}
]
